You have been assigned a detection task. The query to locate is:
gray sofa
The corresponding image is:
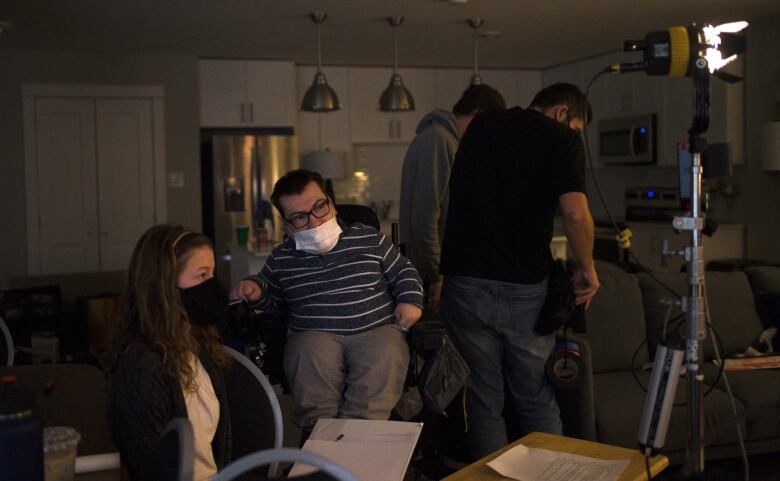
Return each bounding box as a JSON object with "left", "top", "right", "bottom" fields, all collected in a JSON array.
[{"left": 565, "top": 261, "right": 780, "bottom": 464}]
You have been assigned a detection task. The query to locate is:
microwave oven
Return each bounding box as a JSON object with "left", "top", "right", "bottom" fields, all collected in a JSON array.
[{"left": 598, "top": 113, "right": 657, "bottom": 164}]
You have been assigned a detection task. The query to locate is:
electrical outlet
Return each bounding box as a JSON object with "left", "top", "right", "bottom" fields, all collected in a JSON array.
[{"left": 168, "top": 172, "right": 185, "bottom": 188}]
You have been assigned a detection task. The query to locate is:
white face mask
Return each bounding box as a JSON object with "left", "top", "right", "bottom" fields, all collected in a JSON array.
[{"left": 293, "top": 216, "right": 342, "bottom": 254}]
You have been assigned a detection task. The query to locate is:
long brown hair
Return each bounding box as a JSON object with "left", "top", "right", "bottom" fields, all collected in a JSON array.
[{"left": 106, "top": 224, "right": 228, "bottom": 390}]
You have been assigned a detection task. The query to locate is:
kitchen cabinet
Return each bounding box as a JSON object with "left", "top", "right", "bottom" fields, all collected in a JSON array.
[
  {"left": 434, "top": 68, "right": 472, "bottom": 111},
  {"left": 23, "top": 85, "right": 166, "bottom": 275},
  {"left": 199, "top": 59, "right": 296, "bottom": 128},
  {"left": 434, "top": 69, "right": 542, "bottom": 112},
  {"left": 516, "top": 70, "right": 543, "bottom": 108},
  {"left": 296, "top": 66, "right": 352, "bottom": 155},
  {"left": 348, "top": 67, "right": 435, "bottom": 143}
]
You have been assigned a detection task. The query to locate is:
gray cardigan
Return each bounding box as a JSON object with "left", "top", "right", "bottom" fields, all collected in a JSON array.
[{"left": 107, "top": 343, "right": 231, "bottom": 480}]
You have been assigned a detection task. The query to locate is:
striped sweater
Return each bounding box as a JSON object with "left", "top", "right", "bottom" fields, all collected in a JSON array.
[{"left": 246, "top": 222, "right": 424, "bottom": 334}]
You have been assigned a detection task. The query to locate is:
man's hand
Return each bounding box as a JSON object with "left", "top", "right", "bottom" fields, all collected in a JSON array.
[
  {"left": 395, "top": 303, "right": 423, "bottom": 330},
  {"left": 572, "top": 264, "right": 599, "bottom": 309},
  {"left": 229, "top": 280, "right": 263, "bottom": 301},
  {"left": 427, "top": 279, "right": 443, "bottom": 310}
]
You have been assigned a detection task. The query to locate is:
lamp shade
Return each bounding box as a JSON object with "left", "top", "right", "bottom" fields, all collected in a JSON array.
[
  {"left": 762, "top": 121, "right": 780, "bottom": 172},
  {"left": 379, "top": 74, "right": 415, "bottom": 112},
  {"left": 300, "top": 12, "right": 340, "bottom": 113},
  {"left": 301, "top": 71, "right": 340, "bottom": 112},
  {"left": 302, "top": 149, "right": 347, "bottom": 179}
]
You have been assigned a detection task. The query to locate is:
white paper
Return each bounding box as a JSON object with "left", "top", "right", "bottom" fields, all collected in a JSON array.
[
  {"left": 290, "top": 419, "right": 423, "bottom": 481},
  {"left": 487, "top": 444, "right": 630, "bottom": 481}
]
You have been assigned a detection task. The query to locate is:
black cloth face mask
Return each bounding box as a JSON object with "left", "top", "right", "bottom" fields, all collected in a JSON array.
[{"left": 178, "top": 277, "right": 229, "bottom": 329}]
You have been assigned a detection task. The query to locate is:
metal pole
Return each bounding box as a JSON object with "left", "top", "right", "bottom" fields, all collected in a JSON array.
[
  {"left": 679, "top": 55, "right": 710, "bottom": 480},
  {"left": 684, "top": 150, "right": 706, "bottom": 478}
]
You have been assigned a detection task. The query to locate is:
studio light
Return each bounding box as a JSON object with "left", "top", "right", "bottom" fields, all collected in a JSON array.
[
  {"left": 604, "top": 20, "right": 748, "bottom": 479},
  {"left": 613, "top": 21, "right": 748, "bottom": 83}
]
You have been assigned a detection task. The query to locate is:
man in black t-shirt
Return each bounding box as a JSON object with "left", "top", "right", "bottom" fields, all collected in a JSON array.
[{"left": 439, "top": 83, "right": 599, "bottom": 460}]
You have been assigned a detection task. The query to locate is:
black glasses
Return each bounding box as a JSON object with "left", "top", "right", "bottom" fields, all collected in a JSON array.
[{"left": 285, "top": 198, "right": 331, "bottom": 229}]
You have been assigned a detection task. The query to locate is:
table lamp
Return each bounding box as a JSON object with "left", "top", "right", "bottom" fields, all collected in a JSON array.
[{"left": 302, "top": 149, "right": 348, "bottom": 201}]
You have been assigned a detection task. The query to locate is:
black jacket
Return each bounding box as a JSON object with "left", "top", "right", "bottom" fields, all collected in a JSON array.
[{"left": 107, "top": 343, "right": 231, "bottom": 480}]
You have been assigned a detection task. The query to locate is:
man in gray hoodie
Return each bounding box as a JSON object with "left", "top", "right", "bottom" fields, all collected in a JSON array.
[{"left": 399, "top": 85, "right": 506, "bottom": 309}]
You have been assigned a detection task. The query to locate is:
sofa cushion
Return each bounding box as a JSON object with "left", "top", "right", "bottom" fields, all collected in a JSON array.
[
  {"left": 582, "top": 261, "right": 648, "bottom": 374},
  {"left": 593, "top": 370, "right": 747, "bottom": 452},
  {"left": 744, "top": 266, "right": 780, "bottom": 296},
  {"left": 702, "top": 364, "right": 780, "bottom": 441},
  {"left": 637, "top": 271, "right": 764, "bottom": 359}
]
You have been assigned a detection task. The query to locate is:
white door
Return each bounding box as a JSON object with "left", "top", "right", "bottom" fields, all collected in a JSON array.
[
  {"left": 35, "top": 98, "right": 101, "bottom": 274},
  {"left": 95, "top": 98, "right": 156, "bottom": 271}
]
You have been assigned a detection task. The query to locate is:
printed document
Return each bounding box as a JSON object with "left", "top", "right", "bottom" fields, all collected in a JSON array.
[
  {"left": 290, "top": 418, "right": 423, "bottom": 481},
  {"left": 487, "top": 443, "right": 629, "bottom": 481}
]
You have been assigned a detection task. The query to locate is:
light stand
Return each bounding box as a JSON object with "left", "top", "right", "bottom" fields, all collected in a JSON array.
[
  {"left": 677, "top": 57, "right": 710, "bottom": 479},
  {"left": 608, "top": 21, "right": 748, "bottom": 480}
]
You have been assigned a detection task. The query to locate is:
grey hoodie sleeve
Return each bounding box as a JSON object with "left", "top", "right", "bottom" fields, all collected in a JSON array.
[{"left": 403, "top": 126, "right": 456, "bottom": 284}]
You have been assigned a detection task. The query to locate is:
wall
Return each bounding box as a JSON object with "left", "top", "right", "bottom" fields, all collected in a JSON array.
[
  {"left": 743, "top": 15, "right": 780, "bottom": 261},
  {"left": 0, "top": 50, "right": 201, "bottom": 289}
]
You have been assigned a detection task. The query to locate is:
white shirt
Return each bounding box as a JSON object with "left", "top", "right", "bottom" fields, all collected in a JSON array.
[{"left": 183, "top": 355, "right": 220, "bottom": 481}]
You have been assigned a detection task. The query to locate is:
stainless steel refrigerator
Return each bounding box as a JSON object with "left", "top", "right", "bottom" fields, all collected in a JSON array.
[{"left": 201, "top": 130, "right": 298, "bottom": 285}]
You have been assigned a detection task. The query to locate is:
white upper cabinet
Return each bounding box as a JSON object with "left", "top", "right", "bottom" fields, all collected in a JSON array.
[
  {"left": 246, "top": 60, "right": 296, "bottom": 127},
  {"left": 199, "top": 59, "right": 296, "bottom": 128},
  {"left": 516, "top": 71, "right": 543, "bottom": 108},
  {"left": 348, "top": 67, "right": 394, "bottom": 143},
  {"left": 479, "top": 70, "right": 518, "bottom": 107},
  {"left": 434, "top": 69, "right": 542, "bottom": 112},
  {"left": 396, "top": 68, "right": 436, "bottom": 141},
  {"left": 296, "top": 66, "right": 352, "bottom": 155},
  {"left": 434, "top": 69, "right": 472, "bottom": 111},
  {"left": 348, "top": 67, "right": 435, "bottom": 143}
]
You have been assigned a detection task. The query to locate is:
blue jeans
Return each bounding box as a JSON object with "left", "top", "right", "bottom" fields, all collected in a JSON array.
[{"left": 440, "top": 275, "right": 562, "bottom": 460}]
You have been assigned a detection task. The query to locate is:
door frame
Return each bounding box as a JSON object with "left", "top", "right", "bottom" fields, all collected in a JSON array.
[{"left": 22, "top": 84, "right": 167, "bottom": 274}]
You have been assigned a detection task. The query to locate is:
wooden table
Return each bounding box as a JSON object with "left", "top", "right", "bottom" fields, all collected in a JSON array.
[{"left": 442, "top": 432, "right": 669, "bottom": 481}]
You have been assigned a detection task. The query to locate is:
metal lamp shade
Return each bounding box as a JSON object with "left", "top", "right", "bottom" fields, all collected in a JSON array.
[
  {"left": 379, "top": 74, "right": 415, "bottom": 112},
  {"left": 301, "top": 71, "right": 340, "bottom": 112}
]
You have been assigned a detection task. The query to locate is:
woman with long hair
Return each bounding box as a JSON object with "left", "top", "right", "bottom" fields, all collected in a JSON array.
[{"left": 106, "top": 224, "right": 232, "bottom": 481}]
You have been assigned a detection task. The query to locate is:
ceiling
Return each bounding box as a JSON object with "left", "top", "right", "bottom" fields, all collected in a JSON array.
[{"left": 2, "top": 0, "right": 777, "bottom": 69}]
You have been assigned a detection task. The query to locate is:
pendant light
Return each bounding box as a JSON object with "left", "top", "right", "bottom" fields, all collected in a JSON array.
[
  {"left": 468, "top": 18, "right": 484, "bottom": 86},
  {"left": 301, "top": 12, "right": 340, "bottom": 112},
  {"left": 379, "top": 16, "right": 415, "bottom": 112}
]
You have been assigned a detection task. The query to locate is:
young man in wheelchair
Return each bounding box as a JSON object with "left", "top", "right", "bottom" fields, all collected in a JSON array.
[{"left": 230, "top": 169, "right": 423, "bottom": 434}]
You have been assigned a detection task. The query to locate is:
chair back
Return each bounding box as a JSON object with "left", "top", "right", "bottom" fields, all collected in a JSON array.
[
  {"left": 336, "top": 204, "right": 380, "bottom": 230},
  {"left": 0, "top": 316, "right": 12, "bottom": 366},
  {"left": 153, "top": 417, "right": 194, "bottom": 481},
  {"left": 222, "top": 346, "right": 283, "bottom": 478},
  {"left": 0, "top": 363, "right": 114, "bottom": 455},
  {"left": 213, "top": 448, "right": 360, "bottom": 481}
]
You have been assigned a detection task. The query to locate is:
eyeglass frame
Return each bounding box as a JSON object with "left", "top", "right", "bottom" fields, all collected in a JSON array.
[{"left": 284, "top": 198, "right": 332, "bottom": 229}]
